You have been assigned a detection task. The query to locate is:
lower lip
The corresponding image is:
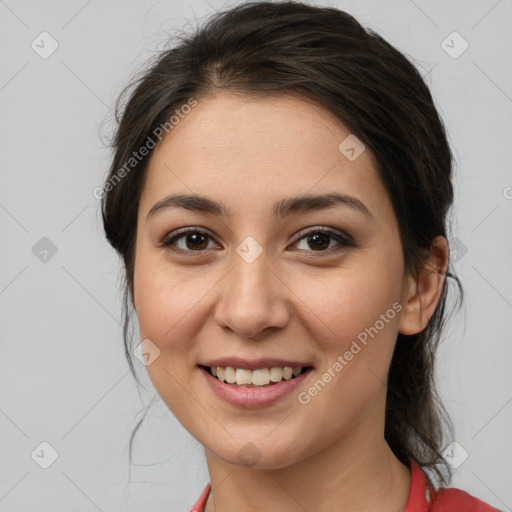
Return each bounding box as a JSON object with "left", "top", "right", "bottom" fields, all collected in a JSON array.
[{"left": 200, "top": 366, "right": 312, "bottom": 408}]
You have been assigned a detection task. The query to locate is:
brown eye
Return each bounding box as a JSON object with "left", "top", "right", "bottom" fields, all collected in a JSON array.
[
  {"left": 182, "top": 232, "right": 209, "bottom": 250},
  {"left": 292, "top": 227, "right": 353, "bottom": 252},
  {"left": 306, "top": 232, "right": 331, "bottom": 250},
  {"left": 161, "top": 228, "right": 217, "bottom": 252}
]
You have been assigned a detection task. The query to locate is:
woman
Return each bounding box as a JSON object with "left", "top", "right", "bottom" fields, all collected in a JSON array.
[{"left": 100, "top": 1, "right": 500, "bottom": 510}]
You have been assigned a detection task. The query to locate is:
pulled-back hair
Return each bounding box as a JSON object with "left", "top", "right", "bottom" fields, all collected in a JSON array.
[{"left": 101, "top": 0, "right": 462, "bottom": 486}]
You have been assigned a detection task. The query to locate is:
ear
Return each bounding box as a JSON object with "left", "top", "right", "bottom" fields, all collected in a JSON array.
[{"left": 398, "top": 236, "right": 449, "bottom": 335}]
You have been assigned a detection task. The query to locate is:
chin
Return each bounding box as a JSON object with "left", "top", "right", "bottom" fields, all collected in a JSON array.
[{"left": 205, "top": 435, "right": 312, "bottom": 470}]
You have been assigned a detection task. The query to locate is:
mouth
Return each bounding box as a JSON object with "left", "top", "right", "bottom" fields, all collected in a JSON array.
[
  {"left": 199, "top": 363, "right": 314, "bottom": 408},
  {"left": 199, "top": 364, "right": 314, "bottom": 388}
]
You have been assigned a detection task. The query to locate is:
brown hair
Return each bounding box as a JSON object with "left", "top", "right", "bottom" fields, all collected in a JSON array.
[{"left": 101, "top": 0, "right": 462, "bottom": 486}]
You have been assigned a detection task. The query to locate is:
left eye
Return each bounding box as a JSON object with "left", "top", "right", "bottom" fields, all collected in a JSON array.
[
  {"left": 160, "top": 227, "right": 352, "bottom": 253},
  {"left": 291, "top": 228, "right": 351, "bottom": 252}
]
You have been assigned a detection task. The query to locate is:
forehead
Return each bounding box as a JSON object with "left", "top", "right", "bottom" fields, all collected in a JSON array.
[
  {"left": 148, "top": 91, "right": 365, "bottom": 170},
  {"left": 140, "top": 91, "right": 391, "bottom": 221}
]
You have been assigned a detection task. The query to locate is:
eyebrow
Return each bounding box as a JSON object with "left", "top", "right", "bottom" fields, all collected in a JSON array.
[{"left": 146, "top": 192, "right": 373, "bottom": 224}]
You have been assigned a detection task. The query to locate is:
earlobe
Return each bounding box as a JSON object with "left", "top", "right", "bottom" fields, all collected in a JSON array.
[{"left": 398, "top": 236, "right": 449, "bottom": 335}]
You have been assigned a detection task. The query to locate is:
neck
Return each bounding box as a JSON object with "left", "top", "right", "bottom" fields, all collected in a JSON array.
[{"left": 203, "top": 402, "right": 411, "bottom": 512}]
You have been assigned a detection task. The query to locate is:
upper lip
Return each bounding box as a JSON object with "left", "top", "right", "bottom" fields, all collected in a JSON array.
[{"left": 200, "top": 358, "right": 314, "bottom": 371}]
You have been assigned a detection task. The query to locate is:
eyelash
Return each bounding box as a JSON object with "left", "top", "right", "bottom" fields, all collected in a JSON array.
[{"left": 159, "top": 226, "right": 354, "bottom": 254}]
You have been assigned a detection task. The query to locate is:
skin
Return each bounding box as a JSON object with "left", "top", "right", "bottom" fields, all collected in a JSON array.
[{"left": 133, "top": 91, "right": 449, "bottom": 511}]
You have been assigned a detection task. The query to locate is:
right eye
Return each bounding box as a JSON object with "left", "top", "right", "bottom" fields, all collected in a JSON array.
[{"left": 160, "top": 227, "right": 220, "bottom": 252}]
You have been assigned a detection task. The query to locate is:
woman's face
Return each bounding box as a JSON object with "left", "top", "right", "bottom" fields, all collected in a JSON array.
[{"left": 134, "top": 91, "right": 413, "bottom": 469}]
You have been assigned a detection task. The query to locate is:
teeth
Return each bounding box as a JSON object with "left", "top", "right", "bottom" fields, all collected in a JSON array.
[
  {"left": 211, "top": 365, "right": 306, "bottom": 386},
  {"left": 270, "top": 367, "right": 283, "bottom": 382},
  {"left": 235, "top": 368, "right": 252, "bottom": 385},
  {"left": 283, "top": 367, "right": 293, "bottom": 379},
  {"left": 224, "top": 367, "right": 236, "bottom": 384},
  {"left": 292, "top": 366, "right": 302, "bottom": 377},
  {"left": 252, "top": 368, "right": 270, "bottom": 386}
]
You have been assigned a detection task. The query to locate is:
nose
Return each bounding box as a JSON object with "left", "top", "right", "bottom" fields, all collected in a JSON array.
[{"left": 214, "top": 249, "right": 290, "bottom": 340}]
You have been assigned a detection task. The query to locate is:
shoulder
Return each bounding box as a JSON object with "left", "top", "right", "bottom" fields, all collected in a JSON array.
[
  {"left": 408, "top": 460, "right": 501, "bottom": 512},
  {"left": 430, "top": 486, "right": 502, "bottom": 511}
]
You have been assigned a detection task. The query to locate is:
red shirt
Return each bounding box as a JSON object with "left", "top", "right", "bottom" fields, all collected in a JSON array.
[{"left": 189, "top": 460, "right": 501, "bottom": 511}]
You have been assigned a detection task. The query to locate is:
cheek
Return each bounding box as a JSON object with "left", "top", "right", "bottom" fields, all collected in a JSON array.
[
  {"left": 288, "top": 251, "right": 404, "bottom": 417},
  {"left": 132, "top": 252, "right": 217, "bottom": 400},
  {"left": 134, "top": 251, "right": 202, "bottom": 344},
  {"left": 292, "top": 261, "right": 402, "bottom": 350},
  {"left": 133, "top": 259, "right": 201, "bottom": 419},
  {"left": 290, "top": 268, "right": 402, "bottom": 433}
]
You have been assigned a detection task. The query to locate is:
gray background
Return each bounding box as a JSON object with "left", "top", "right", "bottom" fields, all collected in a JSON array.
[{"left": 1, "top": 0, "right": 511, "bottom": 510}]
